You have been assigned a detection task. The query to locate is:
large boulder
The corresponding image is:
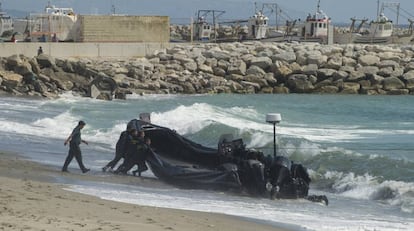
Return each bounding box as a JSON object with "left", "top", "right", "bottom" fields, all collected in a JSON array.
[
  {"left": 13, "top": 61, "right": 33, "bottom": 76},
  {"left": 213, "top": 67, "right": 226, "bottom": 77},
  {"left": 271, "top": 61, "right": 292, "bottom": 78},
  {"left": 308, "top": 54, "right": 328, "bottom": 67},
  {"left": 28, "top": 58, "right": 41, "bottom": 75},
  {"left": 357, "top": 66, "right": 379, "bottom": 77},
  {"left": 183, "top": 61, "right": 198, "bottom": 72},
  {"left": 1, "top": 72, "right": 23, "bottom": 88},
  {"left": 88, "top": 76, "right": 117, "bottom": 98},
  {"left": 227, "top": 59, "right": 246, "bottom": 75},
  {"left": 273, "top": 85, "right": 290, "bottom": 94},
  {"left": 240, "top": 81, "right": 261, "bottom": 92},
  {"left": 402, "top": 70, "right": 414, "bottom": 89},
  {"left": 226, "top": 80, "right": 243, "bottom": 92},
  {"left": 382, "top": 77, "right": 405, "bottom": 90},
  {"left": 198, "top": 64, "right": 214, "bottom": 74},
  {"left": 36, "top": 54, "right": 56, "bottom": 68},
  {"left": 378, "top": 60, "right": 399, "bottom": 69},
  {"left": 317, "top": 68, "right": 337, "bottom": 81},
  {"left": 347, "top": 70, "right": 366, "bottom": 82},
  {"left": 250, "top": 57, "right": 272, "bottom": 70},
  {"left": 340, "top": 82, "right": 360, "bottom": 94},
  {"left": 272, "top": 51, "right": 296, "bottom": 63},
  {"left": 6, "top": 55, "right": 22, "bottom": 68},
  {"left": 358, "top": 55, "right": 380, "bottom": 66},
  {"left": 287, "top": 74, "right": 314, "bottom": 93},
  {"left": 246, "top": 65, "right": 266, "bottom": 77},
  {"left": 324, "top": 55, "right": 343, "bottom": 70}
]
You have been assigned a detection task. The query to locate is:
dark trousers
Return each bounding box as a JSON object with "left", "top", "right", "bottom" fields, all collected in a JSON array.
[
  {"left": 120, "top": 159, "right": 148, "bottom": 174},
  {"left": 105, "top": 152, "right": 123, "bottom": 169},
  {"left": 62, "top": 143, "right": 87, "bottom": 171},
  {"left": 115, "top": 152, "right": 148, "bottom": 175}
]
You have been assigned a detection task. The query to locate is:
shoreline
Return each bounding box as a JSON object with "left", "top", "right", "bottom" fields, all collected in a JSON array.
[{"left": 0, "top": 151, "right": 293, "bottom": 231}]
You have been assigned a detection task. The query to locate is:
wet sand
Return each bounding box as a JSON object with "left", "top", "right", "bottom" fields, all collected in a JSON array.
[{"left": 0, "top": 151, "right": 291, "bottom": 231}]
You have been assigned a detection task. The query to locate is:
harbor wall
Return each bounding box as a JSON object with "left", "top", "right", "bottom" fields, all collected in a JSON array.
[
  {"left": 0, "top": 42, "right": 171, "bottom": 58},
  {"left": 77, "top": 15, "right": 170, "bottom": 43}
]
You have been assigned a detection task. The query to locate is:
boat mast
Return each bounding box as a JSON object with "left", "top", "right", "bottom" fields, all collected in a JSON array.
[
  {"left": 317, "top": 0, "right": 321, "bottom": 14},
  {"left": 377, "top": 0, "right": 380, "bottom": 19},
  {"left": 111, "top": 0, "right": 116, "bottom": 15}
]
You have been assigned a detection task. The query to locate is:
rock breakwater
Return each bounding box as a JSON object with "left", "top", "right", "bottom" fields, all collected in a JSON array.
[{"left": 2, "top": 42, "right": 414, "bottom": 99}]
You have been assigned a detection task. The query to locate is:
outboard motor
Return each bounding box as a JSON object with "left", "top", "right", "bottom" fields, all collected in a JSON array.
[
  {"left": 139, "top": 113, "right": 151, "bottom": 123},
  {"left": 217, "top": 134, "right": 246, "bottom": 164},
  {"left": 291, "top": 162, "right": 311, "bottom": 196},
  {"left": 268, "top": 156, "right": 292, "bottom": 198},
  {"left": 275, "top": 156, "right": 291, "bottom": 169},
  {"left": 268, "top": 156, "right": 311, "bottom": 199},
  {"left": 239, "top": 159, "right": 266, "bottom": 195},
  {"left": 217, "top": 134, "right": 266, "bottom": 195}
]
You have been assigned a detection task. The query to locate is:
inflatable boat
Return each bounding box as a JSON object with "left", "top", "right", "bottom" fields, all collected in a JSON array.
[{"left": 127, "top": 114, "right": 328, "bottom": 205}]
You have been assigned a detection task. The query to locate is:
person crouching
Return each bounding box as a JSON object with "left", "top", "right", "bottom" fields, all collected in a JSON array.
[{"left": 114, "top": 129, "right": 149, "bottom": 176}]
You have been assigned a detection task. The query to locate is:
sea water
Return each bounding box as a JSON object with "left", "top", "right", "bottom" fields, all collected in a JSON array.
[{"left": 1, "top": 93, "right": 413, "bottom": 230}]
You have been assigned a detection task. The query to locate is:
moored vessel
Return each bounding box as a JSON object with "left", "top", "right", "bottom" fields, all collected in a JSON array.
[
  {"left": 0, "top": 2, "right": 13, "bottom": 38},
  {"left": 13, "top": 2, "right": 77, "bottom": 42}
]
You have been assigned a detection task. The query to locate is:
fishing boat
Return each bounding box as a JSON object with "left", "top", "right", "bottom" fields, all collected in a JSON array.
[
  {"left": 0, "top": 2, "right": 13, "bottom": 37},
  {"left": 13, "top": 2, "right": 77, "bottom": 42},
  {"left": 295, "top": 0, "right": 332, "bottom": 43},
  {"left": 192, "top": 10, "right": 225, "bottom": 41},
  {"left": 259, "top": 0, "right": 333, "bottom": 43},
  {"left": 184, "top": 1, "right": 333, "bottom": 43},
  {"left": 247, "top": 11, "right": 269, "bottom": 39},
  {"left": 334, "top": 1, "right": 414, "bottom": 44},
  {"left": 193, "top": 15, "right": 213, "bottom": 41},
  {"left": 335, "top": 13, "right": 394, "bottom": 44}
]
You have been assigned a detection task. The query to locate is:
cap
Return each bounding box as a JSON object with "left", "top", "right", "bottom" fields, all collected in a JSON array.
[{"left": 78, "top": 120, "right": 86, "bottom": 126}]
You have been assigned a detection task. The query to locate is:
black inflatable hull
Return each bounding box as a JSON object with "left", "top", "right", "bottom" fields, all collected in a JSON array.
[
  {"left": 129, "top": 119, "right": 243, "bottom": 191},
  {"left": 128, "top": 119, "right": 317, "bottom": 201}
]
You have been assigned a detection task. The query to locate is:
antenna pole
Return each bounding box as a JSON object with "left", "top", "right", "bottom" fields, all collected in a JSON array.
[{"left": 377, "top": 0, "right": 380, "bottom": 19}]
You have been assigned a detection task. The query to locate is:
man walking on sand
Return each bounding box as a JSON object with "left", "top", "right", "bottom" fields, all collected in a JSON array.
[{"left": 62, "top": 120, "right": 90, "bottom": 173}]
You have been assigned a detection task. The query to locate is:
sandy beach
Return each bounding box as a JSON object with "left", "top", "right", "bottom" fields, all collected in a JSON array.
[{"left": 0, "top": 151, "right": 290, "bottom": 231}]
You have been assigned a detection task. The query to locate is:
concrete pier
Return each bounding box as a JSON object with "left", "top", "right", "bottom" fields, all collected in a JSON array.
[{"left": 0, "top": 42, "right": 170, "bottom": 58}]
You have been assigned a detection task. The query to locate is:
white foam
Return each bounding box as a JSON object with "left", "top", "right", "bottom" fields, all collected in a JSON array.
[
  {"left": 151, "top": 104, "right": 214, "bottom": 135},
  {"left": 151, "top": 103, "right": 275, "bottom": 137},
  {"left": 247, "top": 132, "right": 272, "bottom": 148},
  {"left": 0, "top": 107, "right": 127, "bottom": 149},
  {"left": 68, "top": 183, "right": 414, "bottom": 231},
  {"left": 147, "top": 103, "right": 408, "bottom": 144},
  {"left": 321, "top": 170, "right": 414, "bottom": 214},
  {"left": 85, "top": 122, "right": 129, "bottom": 147}
]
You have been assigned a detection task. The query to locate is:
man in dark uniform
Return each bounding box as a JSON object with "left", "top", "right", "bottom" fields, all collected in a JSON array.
[
  {"left": 132, "top": 134, "right": 150, "bottom": 176},
  {"left": 115, "top": 130, "right": 149, "bottom": 176},
  {"left": 62, "top": 120, "right": 90, "bottom": 173},
  {"left": 114, "top": 128, "right": 139, "bottom": 174},
  {"left": 102, "top": 125, "right": 131, "bottom": 172}
]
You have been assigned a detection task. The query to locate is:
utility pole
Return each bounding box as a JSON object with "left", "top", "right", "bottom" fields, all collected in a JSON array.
[{"left": 262, "top": 3, "right": 280, "bottom": 30}]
